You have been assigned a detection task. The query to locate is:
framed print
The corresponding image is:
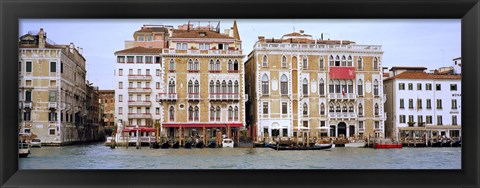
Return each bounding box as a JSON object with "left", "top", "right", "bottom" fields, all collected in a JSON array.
[{"left": 1, "top": 0, "right": 479, "bottom": 187}]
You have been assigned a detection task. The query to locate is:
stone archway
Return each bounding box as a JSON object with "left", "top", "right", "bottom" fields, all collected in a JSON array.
[{"left": 338, "top": 122, "right": 347, "bottom": 137}]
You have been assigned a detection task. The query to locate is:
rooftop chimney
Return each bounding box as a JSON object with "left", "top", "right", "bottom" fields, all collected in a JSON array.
[
  {"left": 299, "top": 30, "right": 304, "bottom": 34},
  {"left": 69, "top": 43, "right": 75, "bottom": 53},
  {"left": 224, "top": 29, "right": 230, "bottom": 36},
  {"left": 38, "top": 28, "right": 45, "bottom": 48},
  {"left": 258, "top": 36, "right": 265, "bottom": 42}
]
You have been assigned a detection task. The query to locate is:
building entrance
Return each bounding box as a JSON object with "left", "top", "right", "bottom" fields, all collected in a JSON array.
[{"left": 338, "top": 122, "right": 347, "bottom": 137}]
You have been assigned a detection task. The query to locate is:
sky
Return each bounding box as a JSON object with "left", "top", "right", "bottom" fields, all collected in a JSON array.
[{"left": 19, "top": 19, "right": 461, "bottom": 90}]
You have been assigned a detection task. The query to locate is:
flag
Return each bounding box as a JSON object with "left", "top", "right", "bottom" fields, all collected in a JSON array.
[
  {"left": 342, "top": 89, "right": 345, "bottom": 96},
  {"left": 329, "top": 67, "right": 356, "bottom": 80}
]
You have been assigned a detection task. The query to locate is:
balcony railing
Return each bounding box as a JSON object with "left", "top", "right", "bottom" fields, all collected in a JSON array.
[
  {"left": 209, "top": 70, "right": 221, "bottom": 73},
  {"left": 127, "top": 113, "right": 152, "bottom": 119},
  {"left": 329, "top": 93, "right": 356, "bottom": 100},
  {"left": 209, "top": 93, "right": 240, "bottom": 101},
  {"left": 328, "top": 113, "right": 357, "bottom": 119},
  {"left": 128, "top": 101, "right": 152, "bottom": 106},
  {"left": 188, "top": 70, "right": 200, "bottom": 73},
  {"left": 227, "top": 70, "right": 239, "bottom": 73},
  {"left": 48, "top": 102, "right": 57, "bottom": 109},
  {"left": 128, "top": 88, "right": 152, "bottom": 93},
  {"left": 359, "top": 128, "right": 365, "bottom": 132},
  {"left": 162, "top": 49, "right": 242, "bottom": 55},
  {"left": 24, "top": 101, "right": 32, "bottom": 109},
  {"left": 157, "top": 93, "right": 177, "bottom": 101},
  {"left": 255, "top": 43, "right": 382, "bottom": 52},
  {"left": 128, "top": 74, "right": 152, "bottom": 81},
  {"left": 188, "top": 93, "right": 200, "bottom": 100}
]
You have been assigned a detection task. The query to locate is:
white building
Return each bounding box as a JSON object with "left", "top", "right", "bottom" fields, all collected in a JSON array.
[{"left": 384, "top": 69, "right": 461, "bottom": 140}]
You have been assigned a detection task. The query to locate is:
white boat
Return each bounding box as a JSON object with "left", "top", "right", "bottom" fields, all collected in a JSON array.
[
  {"left": 345, "top": 141, "right": 366, "bottom": 148},
  {"left": 30, "top": 138, "right": 42, "bottom": 147},
  {"left": 316, "top": 143, "right": 335, "bottom": 148},
  {"left": 19, "top": 142, "right": 30, "bottom": 158},
  {"left": 222, "top": 139, "right": 234, "bottom": 148}
]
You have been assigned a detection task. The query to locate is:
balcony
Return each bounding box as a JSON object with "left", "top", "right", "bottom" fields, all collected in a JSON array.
[
  {"left": 209, "top": 93, "right": 240, "bottom": 101},
  {"left": 24, "top": 101, "right": 32, "bottom": 109},
  {"left": 128, "top": 88, "right": 152, "bottom": 94},
  {"left": 188, "top": 93, "right": 200, "bottom": 101},
  {"left": 128, "top": 101, "right": 152, "bottom": 107},
  {"left": 128, "top": 74, "right": 152, "bottom": 81},
  {"left": 329, "top": 93, "right": 356, "bottom": 100},
  {"left": 157, "top": 93, "right": 177, "bottom": 101},
  {"left": 162, "top": 49, "right": 242, "bottom": 55},
  {"left": 227, "top": 70, "right": 239, "bottom": 73},
  {"left": 359, "top": 128, "right": 365, "bottom": 132},
  {"left": 188, "top": 70, "right": 200, "bottom": 73},
  {"left": 48, "top": 102, "right": 57, "bottom": 109},
  {"left": 209, "top": 70, "right": 221, "bottom": 73},
  {"left": 128, "top": 113, "right": 152, "bottom": 119},
  {"left": 255, "top": 43, "right": 382, "bottom": 52},
  {"left": 328, "top": 113, "right": 357, "bottom": 120}
]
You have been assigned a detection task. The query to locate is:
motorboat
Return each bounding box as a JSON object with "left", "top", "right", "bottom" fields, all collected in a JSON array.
[
  {"left": 222, "top": 139, "right": 234, "bottom": 148},
  {"left": 195, "top": 141, "right": 204, "bottom": 148},
  {"left": 268, "top": 143, "right": 333, "bottom": 150},
  {"left": 345, "top": 141, "right": 366, "bottom": 148},
  {"left": 161, "top": 141, "right": 171, "bottom": 149},
  {"left": 207, "top": 141, "right": 216, "bottom": 148},
  {"left": 172, "top": 141, "right": 180, "bottom": 149},
  {"left": 30, "top": 138, "right": 42, "bottom": 147},
  {"left": 184, "top": 141, "right": 193, "bottom": 148}
]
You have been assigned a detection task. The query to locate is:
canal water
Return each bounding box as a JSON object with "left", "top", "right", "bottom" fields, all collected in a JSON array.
[{"left": 19, "top": 143, "right": 461, "bottom": 169}]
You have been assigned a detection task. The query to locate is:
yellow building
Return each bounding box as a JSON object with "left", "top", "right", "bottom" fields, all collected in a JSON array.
[
  {"left": 19, "top": 28, "right": 90, "bottom": 145},
  {"left": 158, "top": 21, "right": 245, "bottom": 145},
  {"left": 245, "top": 30, "right": 386, "bottom": 143}
]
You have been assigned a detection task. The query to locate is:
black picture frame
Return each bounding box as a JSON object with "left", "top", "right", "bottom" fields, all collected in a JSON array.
[{"left": 1, "top": 0, "right": 479, "bottom": 187}]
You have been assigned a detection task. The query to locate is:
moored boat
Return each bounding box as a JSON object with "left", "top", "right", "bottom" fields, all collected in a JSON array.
[
  {"left": 184, "top": 142, "right": 193, "bottom": 148},
  {"left": 207, "top": 141, "right": 217, "bottom": 148},
  {"left": 19, "top": 142, "right": 30, "bottom": 158},
  {"left": 373, "top": 139, "right": 402, "bottom": 149},
  {"left": 268, "top": 143, "right": 332, "bottom": 150},
  {"left": 172, "top": 141, "right": 180, "bottom": 148},
  {"left": 161, "top": 142, "right": 171, "bottom": 149},
  {"left": 345, "top": 141, "right": 366, "bottom": 148},
  {"left": 452, "top": 140, "right": 461, "bottom": 147},
  {"left": 195, "top": 141, "right": 204, "bottom": 148}
]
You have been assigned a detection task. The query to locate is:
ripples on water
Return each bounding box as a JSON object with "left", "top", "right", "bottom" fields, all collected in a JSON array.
[{"left": 19, "top": 143, "right": 461, "bottom": 169}]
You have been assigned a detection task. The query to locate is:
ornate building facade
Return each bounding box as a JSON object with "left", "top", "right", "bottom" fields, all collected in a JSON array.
[{"left": 245, "top": 30, "right": 386, "bottom": 143}]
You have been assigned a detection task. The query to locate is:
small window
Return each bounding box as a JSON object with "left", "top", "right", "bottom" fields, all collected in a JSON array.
[
  {"left": 49, "top": 129, "right": 56, "bottom": 135},
  {"left": 399, "top": 83, "right": 405, "bottom": 90},
  {"left": 119, "top": 69, "right": 123, "bottom": 76},
  {"left": 417, "top": 83, "right": 422, "bottom": 90},
  {"left": 282, "top": 102, "right": 288, "bottom": 115},
  {"left": 138, "top": 36, "right": 145, "bottom": 41},
  {"left": 263, "top": 102, "right": 268, "bottom": 114},
  {"left": 50, "top": 62, "right": 56, "bottom": 72},
  {"left": 436, "top": 84, "right": 441, "bottom": 91},
  {"left": 408, "top": 83, "right": 413, "bottom": 90},
  {"left": 450, "top": 84, "right": 457, "bottom": 91}
]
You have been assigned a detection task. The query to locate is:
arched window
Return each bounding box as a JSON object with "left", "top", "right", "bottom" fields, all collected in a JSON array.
[
  {"left": 216, "top": 106, "right": 221, "bottom": 121},
  {"left": 373, "top": 57, "right": 379, "bottom": 70},
  {"left": 188, "top": 80, "right": 193, "bottom": 94},
  {"left": 320, "top": 103, "right": 325, "bottom": 115},
  {"left": 357, "top": 79, "right": 363, "bottom": 96},
  {"left": 357, "top": 57, "right": 363, "bottom": 70},
  {"left": 281, "top": 56, "right": 287, "bottom": 67},
  {"left": 188, "top": 59, "right": 193, "bottom": 70},
  {"left": 228, "top": 80, "right": 233, "bottom": 94},
  {"left": 329, "top": 103, "right": 334, "bottom": 112},
  {"left": 210, "top": 106, "right": 215, "bottom": 121},
  {"left": 341, "top": 55, "right": 346, "bottom": 66},
  {"left": 194, "top": 80, "right": 199, "bottom": 93},
  {"left": 216, "top": 59, "right": 221, "bottom": 71},
  {"left": 188, "top": 106, "right": 194, "bottom": 121},
  {"left": 340, "top": 80, "right": 347, "bottom": 94},
  {"left": 329, "top": 79, "right": 334, "bottom": 93},
  {"left": 262, "top": 55, "right": 268, "bottom": 67},
  {"left": 234, "top": 60, "right": 239, "bottom": 71},
  {"left": 262, "top": 74, "right": 269, "bottom": 95},
  {"left": 169, "top": 59, "right": 175, "bottom": 71},
  {"left": 347, "top": 56, "right": 353, "bottom": 66},
  {"left": 209, "top": 59, "right": 214, "bottom": 70},
  {"left": 335, "top": 55, "right": 340, "bottom": 66},
  {"left": 303, "top": 103, "right": 308, "bottom": 116},
  {"left": 234, "top": 81, "right": 239, "bottom": 94},
  {"left": 302, "top": 56, "right": 308, "bottom": 69},
  {"left": 342, "top": 103, "right": 348, "bottom": 112},
  {"left": 336, "top": 103, "right": 341, "bottom": 112},
  {"left": 194, "top": 106, "right": 199, "bottom": 121},
  {"left": 222, "top": 80, "right": 227, "bottom": 95},
  {"left": 210, "top": 80, "right": 215, "bottom": 94},
  {"left": 280, "top": 74, "right": 288, "bottom": 95},
  {"left": 347, "top": 80, "right": 353, "bottom": 94},
  {"left": 319, "top": 79, "right": 325, "bottom": 96},
  {"left": 334, "top": 80, "right": 340, "bottom": 93},
  {"left": 374, "top": 103, "right": 379, "bottom": 116},
  {"left": 169, "top": 106, "right": 175, "bottom": 121},
  {"left": 168, "top": 80, "right": 175, "bottom": 93},
  {"left": 234, "top": 106, "right": 239, "bottom": 121},
  {"left": 194, "top": 59, "right": 199, "bottom": 71},
  {"left": 228, "top": 106, "right": 233, "bottom": 121},
  {"left": 215, "top": 80, "right": 221, "bottom": 94},
  {"left": 349, "top": 103, "right": 354, "bottom": 112},
  {"left": 374, "top": 79, "right": 379, "bottom": 96},
  {"left": 228, "top": 59, "right": 233, "bottom": 71},
  {"left": 319, "top": 56, "right": 324, "bottom": 69},
  {"left": 358, "top": 103, "right": 363, "bottom": 116},
  {"left": 302, "top": 78, "right": 309, "bottom": 95},
  {"left": 329, "top": 55, "right": 334, "bottom": 66}
]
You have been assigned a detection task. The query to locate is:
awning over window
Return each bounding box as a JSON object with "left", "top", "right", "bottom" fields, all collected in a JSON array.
[{"left": 162, "top": 123, "right": 243, "bottom": 128}]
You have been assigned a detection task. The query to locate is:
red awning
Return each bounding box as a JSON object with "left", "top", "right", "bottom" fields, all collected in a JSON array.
[
  {"left": 122, "top": 127, "right": 156, "bottom": 132},
  {"left": 329, "top": 67, "right": 356, "bottom": 79},
  {"left": 162, "top": 123, "right": 243, "bottom": 128}
]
